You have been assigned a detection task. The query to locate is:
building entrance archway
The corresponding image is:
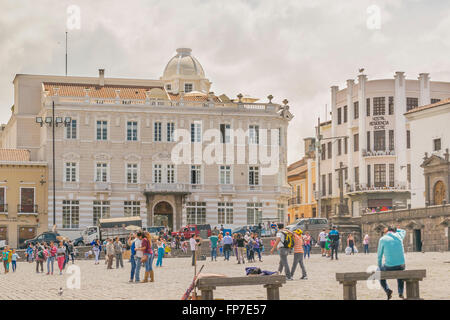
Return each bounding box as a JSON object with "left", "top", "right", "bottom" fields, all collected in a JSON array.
[{"left": 153, "top": 201, "right": 174, "bottom": 230}]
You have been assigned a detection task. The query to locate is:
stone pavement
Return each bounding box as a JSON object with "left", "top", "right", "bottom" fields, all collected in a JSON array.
[{"left": 0, "top": 252, "right": 448, "bottom": 300}]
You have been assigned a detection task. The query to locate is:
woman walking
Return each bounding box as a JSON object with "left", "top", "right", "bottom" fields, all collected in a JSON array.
[
  {"left": 141, "top": 232, "right": 154, "bottom": 282},
  {"left": 347, "top": 234, "right": 355, "bottom": 255},
  {"left": 155, "top": 238, "right": 165, "bottom": 267},
  {"left": 363, "top": 234, "right": 369, "bottom": 254},
  {"left": 303, "top": 232, "right": 311, "bottom": 259},
  {"left": 11, "top": 249, "right": 19, "bottom": 272},
  {"left": 56, "top": 241, "right": 66, "bottom": 275},
  {"left": 46, "top": 241, "right": 57, "bottom": 275},
  {"left": 253, "top": 234, "right": 262, "bottom": 262},
  {"left": 92, "top": 240, "right": 101, "bottom": 264}
]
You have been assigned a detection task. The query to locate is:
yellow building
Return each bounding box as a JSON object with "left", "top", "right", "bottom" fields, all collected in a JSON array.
[
  {"left": 287, "top": 138, "right": 317, "bottom": 224},
  {"left": 0, "top": 149, "right": 48, "bottom": 248}
]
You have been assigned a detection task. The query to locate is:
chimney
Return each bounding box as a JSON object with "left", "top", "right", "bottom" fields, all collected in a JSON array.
[{"left": 99, "top": 69, "right": 105, "bottom": 86}]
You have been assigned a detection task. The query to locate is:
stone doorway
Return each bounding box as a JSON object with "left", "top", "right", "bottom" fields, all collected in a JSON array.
[
  {"left": 153, "top": 201, "right": 174, "bottom": 230},
  {"left": 413, "top": 229, "right": 422, "bottom": 252}
]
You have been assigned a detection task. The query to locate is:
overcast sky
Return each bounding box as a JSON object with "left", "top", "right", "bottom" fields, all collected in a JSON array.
[{"left": 1, "top": 0, "right": 450, "bottom": 164}]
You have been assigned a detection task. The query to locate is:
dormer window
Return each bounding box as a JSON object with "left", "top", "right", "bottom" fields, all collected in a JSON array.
[
  {"left": 166, "top": 84, "right": 172, "bottom": 91},
  {"left": 184, "top": 83, "right": 193, "bottom": 93}
]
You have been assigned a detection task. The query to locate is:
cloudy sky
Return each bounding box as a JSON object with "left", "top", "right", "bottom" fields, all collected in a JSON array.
[{"left": 1, "top": 0, "right": 450, "bottom": 164}]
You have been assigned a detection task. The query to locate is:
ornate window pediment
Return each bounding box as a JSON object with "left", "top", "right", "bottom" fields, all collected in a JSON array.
[
  {"left": 93, "top": 153, "right": 112, "bottom": 161},
  {"left": 152, "top": 151, "right": 172, "bottom": 161},
  {"left": 62, "top": 152, "right": 80, "bottom": 160},
  {"left": 124, "top": 153, "right": 141, "bottom": 161}
]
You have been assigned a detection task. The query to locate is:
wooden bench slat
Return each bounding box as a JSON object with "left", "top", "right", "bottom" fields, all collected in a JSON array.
[
  {"left": 336, "top": 270, "right": 426, "bottom": 282},
  {"left": 197, "top": 275, "right": 286, "bottom": 288}
]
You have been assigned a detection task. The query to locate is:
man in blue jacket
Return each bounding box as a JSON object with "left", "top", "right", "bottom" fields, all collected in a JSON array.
[
  {"left": 328, "top": 226, "right": 340, "bottom": 260},
  {"left": 377, "top": 226, "right": 406, "bottom": 300}
]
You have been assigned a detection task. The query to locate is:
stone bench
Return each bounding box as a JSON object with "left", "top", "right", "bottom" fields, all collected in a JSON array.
[
  {"left": 336, "top": 269, "right": 426, "bottom": 300},
  {"left": 196, "top": 275, "right": 286, "bottom": 300}
]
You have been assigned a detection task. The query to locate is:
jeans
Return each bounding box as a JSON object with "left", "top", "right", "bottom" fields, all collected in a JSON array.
[
  {"left": 349, "top": 243, "right": 354, "bottom": 254},
  {"left": 211, "top": 247, "right": 217, "bottom": 261},
  {"left": 134, "top": 256, "right": 142, "bottom": 281},
  {"left": 156, "top": 248, "right": 164, "bottom": 267},
  {"left": 12, "top": 260, "right": 16, "bottom": 272},
  {"left": 278, "top": 247, "right": 291, "bottom": 279},
  {"left": 116, "top": 253, "right": 123, "bottom": 268},
  {"left": 191, "top": 250, "right": 196, "bottom": 266},
  {"left": 246, "top": 245, "right": 251, "bottom": 259},
  {"left": 331, "top": 242, "right": 339, "bottom": 259},
  {"left": 379, "top": 264, "right": 405, "bottom": 295},
  {"left": 303, "top": 244, "right": 311, "bottom": 258},
  {"left": 291, "top": 252, "right": 307, "bottom": 278},
  {"left": 130, "top": 255, "right": 136, "bottom": 280},
  {"left": 47, "top": 256, "right": 55, "bottom": 273},
  {"left": 223, "top": 244, "right": 231, "bottom": 260},
  {"left": 254, "top": 247, "right": 262, "bottom": 261},
  {"left": 364, "top": 244, "right": 369, "bottom": 254},
  {"left": 94, "top": 250, "right": 100, "bottom": 263},
  {"left": 144, "top": 253, "right": 154, "bottom": 272}
]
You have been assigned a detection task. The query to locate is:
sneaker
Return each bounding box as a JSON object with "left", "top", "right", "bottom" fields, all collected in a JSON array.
[
  {"left": 399, "top": 294, "right": 405, "bottom": 299},
  {"left": 386, "top": 289, "right": 393, "bottom": 300},
  {"left": 300, "top": 276, "right": 308, "bottom": 280},
  {"left": 287, "top": 277, "right": 294, "bottom": 281}
]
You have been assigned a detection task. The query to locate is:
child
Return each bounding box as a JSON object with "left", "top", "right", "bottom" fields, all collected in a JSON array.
[
  {"left": 2, "top": 246, "right": 12, "bottom": 273},
  {"left": 155, "top": 239, "right": 165, "bottom": 267},
  {"left": 325, "top": 235, "right": 331, "bottom": 258},
  {"left": 11, "top": 249, "right": 19, "bottom": 272}
]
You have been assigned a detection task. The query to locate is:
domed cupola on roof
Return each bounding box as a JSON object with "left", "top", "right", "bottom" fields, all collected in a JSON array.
[{"left": 161, "top": 48, "right": 211, "bottom": 94}]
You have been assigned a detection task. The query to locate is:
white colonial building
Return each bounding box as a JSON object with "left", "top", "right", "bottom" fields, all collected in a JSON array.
[
  {"left": 318, "top": 72, "right": 450, "bottom": 217},
  {"left": 0, "top": 48, "right": 292, "bottom": 234}
]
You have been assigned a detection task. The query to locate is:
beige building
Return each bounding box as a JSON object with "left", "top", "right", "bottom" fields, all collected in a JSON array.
[
  {"left": 0, "top": 48, "right": 292, "bottom": 237},
  {"left": 0, "top": 149, "right": 48, "bottom": 248}
]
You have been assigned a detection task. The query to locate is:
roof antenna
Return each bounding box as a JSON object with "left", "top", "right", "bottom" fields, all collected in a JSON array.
[{"left": 65, "top": 31, "right": 68, "bottom": 76}]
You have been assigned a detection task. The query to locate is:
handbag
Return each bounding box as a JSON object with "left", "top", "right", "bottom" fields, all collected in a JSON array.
[{"left": 141, "top": 254, "right": 148, "bottom": 263}]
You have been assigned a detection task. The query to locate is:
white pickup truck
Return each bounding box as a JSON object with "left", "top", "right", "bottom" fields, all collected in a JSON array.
[{"left": 81, "top": 216, "right": 142, "bottom": 245}]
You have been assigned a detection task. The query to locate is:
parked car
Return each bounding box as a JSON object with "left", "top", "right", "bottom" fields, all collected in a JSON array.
[
  {"left": 231, "top": 225, "right": 261, "bottom": 236},
  {"left": 286, "top": 218, "right": 330, "bottom": 242},
  {"left": 21, "top": 231, "right": 61, "bottom": 248},
  {"left": 73, "top": 236, "right": 85, "bottom": 246},
  {"left": 171, "top": 224, "right": 211, "bottom": 239},
  {"left": 146, "top": 226, "right": 165, "bottom": 237}
]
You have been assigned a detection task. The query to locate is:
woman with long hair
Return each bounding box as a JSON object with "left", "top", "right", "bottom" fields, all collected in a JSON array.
[
  {"left": 141, "top": 232, "right": 155, "bottom": 282},
  {"left": 56, "top": 241, "right": 66, "bottom": 275}
]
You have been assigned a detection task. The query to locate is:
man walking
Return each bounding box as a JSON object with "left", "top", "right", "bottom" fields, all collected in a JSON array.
[
  {"left": 270, "top": 228, "right": 293, "bottom": 280},
  {"left": 287, "top": 229, "right": 307, "bottom": 280},
  {"left": 209, "top": 233, "right": 218, "bottom": 261},
  {"left": 222, "top": 232, "right": 233, "bottom": 261},
  {"left": 127, "top": 233, "right": 136, "bottom": 282},
  {"left": 133, "top": 232, "right": 143, "bottom": 282},
  {"left": 318, "top": 229, "right": 328, "bottom": 257},
  {"left": 114, "top": 237, "right": 124, "bottom": 268},
  {"left": 106, "top": 238, "right": 115, "bottom": 269},
  {"left": 328, "top": 226, "right": 340, "bottom": 260},
  {"left": 377, "top": 226, "right": 407, "bottom": 300},
  {"left": 190, "top": 235, "right": 197, "bottom": 266}
]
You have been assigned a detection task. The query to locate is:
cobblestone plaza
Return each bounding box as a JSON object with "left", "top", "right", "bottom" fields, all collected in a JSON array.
[{"left": 0, "top": 252, "right": 448, "bottom": 300}]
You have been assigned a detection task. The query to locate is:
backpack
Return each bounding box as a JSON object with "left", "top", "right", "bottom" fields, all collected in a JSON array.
[
  {"left": 281, "top": 231, "right": 294, "bottom": 249},
  {"left": 38, "top": 249, "right": 45, "bottom": 260}
]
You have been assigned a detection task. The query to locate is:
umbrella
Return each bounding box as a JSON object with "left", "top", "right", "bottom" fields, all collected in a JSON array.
[{"left": 125, "top": 225, "right": 141, "bottom": 231}]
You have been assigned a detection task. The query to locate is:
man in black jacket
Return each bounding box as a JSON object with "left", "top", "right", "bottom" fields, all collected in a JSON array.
[{"left": 328, "top": 226, "right": 340, "bottom": 260}]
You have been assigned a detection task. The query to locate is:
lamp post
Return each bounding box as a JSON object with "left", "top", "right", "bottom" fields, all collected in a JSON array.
[{"left": 36, "top": 100, "right": 71, "bottom": 227}]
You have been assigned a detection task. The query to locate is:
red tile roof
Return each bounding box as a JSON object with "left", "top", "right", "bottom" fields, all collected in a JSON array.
[{"left": 0, "top": 149, "right": 30, "bottom": 162}]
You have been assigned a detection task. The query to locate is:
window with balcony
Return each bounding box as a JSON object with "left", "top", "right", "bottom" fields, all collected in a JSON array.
[
  {"left": 373, "top": 97, "right": 385, "bottom": 115},
  {"left": 220, "top": 165, "right": 232, "bottom": 184},
  {"left": 127, "top": 121, "right": 138, "bottom": 141},
  {"left": 249, "top": 166, "right": 260, "bottom": 186},
  {"left": 249, "top": 125, "right": 259, "bottom": 144},
  {"left": 374, "top": 130, "right": 386, "bottom": 151},
  {"left": 191, "top": 122, "right": 202, "bottom": 143},
  {"left": 96, "top": 120, "right": 107, "bottom": 140},
  {"left": 247, "top": 202, "right": 262, "bottom": 225},
  {"left": 93, "top": 200, "right": 110, "bottom": 225},
  {"left": 167, "top": 122, "right": 175, "bottom": 142},
  {"left": 124, "top": 201, "right": 140, "bottom": 217},
  {"left": 153, "top": 164, "right": 162, "bottom": 183},
  {"left": 95, "top": 163, "right": 108, "bottom": 182},
  {"left": 354, "top": 101, "right": 359, "bottom": 119},
  {"left": 154, "top": 122, "right": 162, "bottom": 142},
  {"left": 186, "top": 202, "right": 206, "bottom": 224},
  {"left": 65, "top": 162, "right": 77, "bottom": 182},
  {"left": 190, "top": 165, "right": 201, "bottom": 185},
  {"left": 167, "top": 164, "right": 175, "bottom": 183},
  {"left": 62, "top": 200, "right": 79, "bottom": 228},
  {"left": 218, "top": 202, "right": 233, "bottom": 224},
  {"left": 374, "top": 164, "right": 386, "bottom": 187},
  {"left": 19, "top": 188, "right": 35, "bottom": 213},
  {"left": 127, "top": 163, "right": 138, "bottom": 184},
  {"left": 66, "top": 119, "right": 77, "bottom": 139}
]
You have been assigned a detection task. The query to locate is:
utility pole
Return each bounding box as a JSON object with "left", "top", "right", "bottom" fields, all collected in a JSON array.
[{"left": 65, "top": 31, "right": 68, "bottom": 76}]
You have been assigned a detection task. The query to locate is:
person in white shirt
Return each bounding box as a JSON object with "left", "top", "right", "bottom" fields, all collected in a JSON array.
[
  {"left": 133, "top": 232, "right": 144, "bottom": 282},
  {"left": 318, "top": 229, "right": 328, "bottom": 256},
  {"left": 190, "top": 236, "right": 197, "bottom": 266}
]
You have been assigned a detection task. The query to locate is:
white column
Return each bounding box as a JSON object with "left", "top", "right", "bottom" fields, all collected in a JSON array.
[
  {"left": 394, "top": 71, "right": 407, "bottom": 185},
  {"left": 418, "top": 73, "right": 431, "bottom": 107},
  {"left": 331, "top": 85, "right": 339, "bottom": 197},
  {"left": 358, "top": 74, "right": 367, "bottom": 185},
  {"left": 346, "top": 80, "right": 355, "bottom": 186}
]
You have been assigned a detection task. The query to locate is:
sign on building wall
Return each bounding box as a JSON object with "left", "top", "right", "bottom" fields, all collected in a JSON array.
[{"left": 369, "top": 116, "right": 390, "bottom": 130}]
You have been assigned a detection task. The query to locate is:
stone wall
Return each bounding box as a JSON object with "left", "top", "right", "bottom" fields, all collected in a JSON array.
[{"left": 360, "top": 204, "right": 450, "bottom": 253}]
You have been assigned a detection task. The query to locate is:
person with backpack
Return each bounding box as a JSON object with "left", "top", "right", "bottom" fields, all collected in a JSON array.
[
  {"left": 270, "top": 228, "right": 294, "bottom": 281},
  {"left": 35, "top": 243, "right": 45, "bottom": 273},
  {"left": 286, "top": 229, "right": 307, "bottom": 280},
  {"left": 46, "top": 241, "right": 57, "bottom": 275}
]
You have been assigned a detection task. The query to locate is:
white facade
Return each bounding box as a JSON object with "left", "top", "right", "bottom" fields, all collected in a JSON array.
[
  {"left": 1, "top": 48, "right": 292, "bottom": 233},
  {"left": 319, "top": 72, "right": 450, "bottom": 217},
  {"left": 405, "top": 101, "right": 450, "bottom": 208}
]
